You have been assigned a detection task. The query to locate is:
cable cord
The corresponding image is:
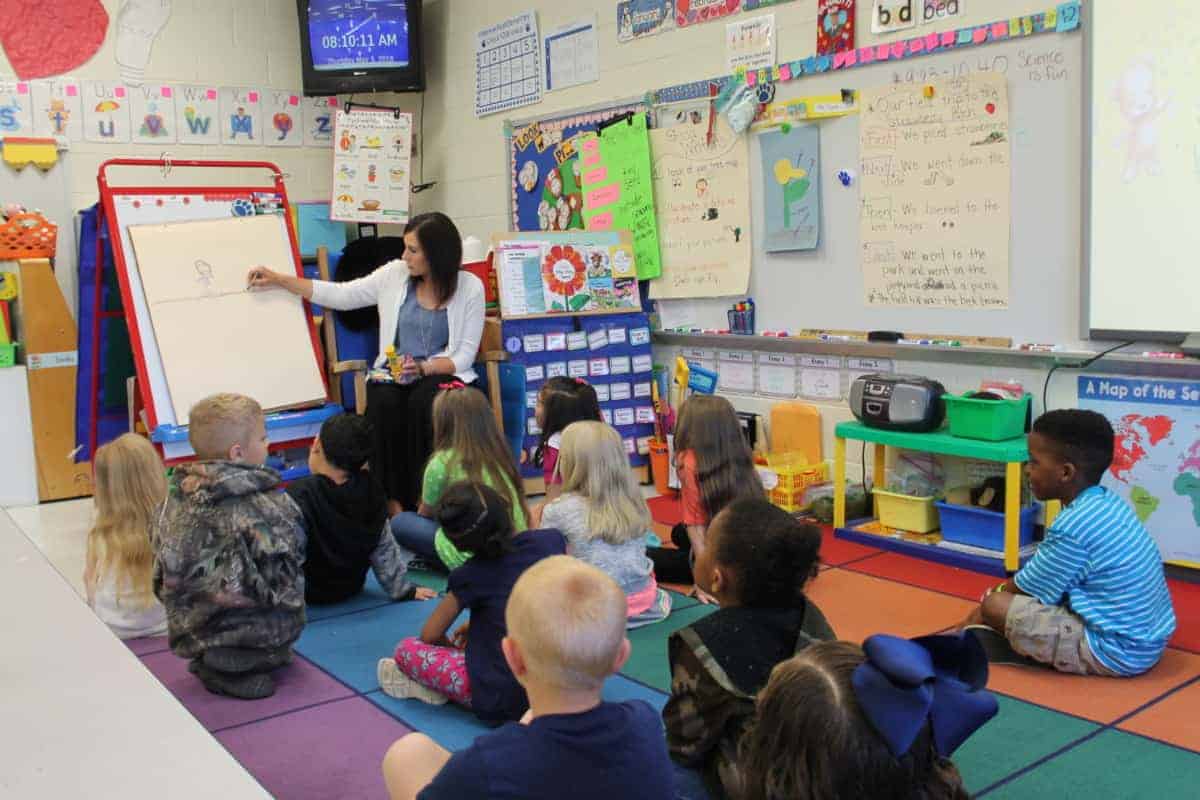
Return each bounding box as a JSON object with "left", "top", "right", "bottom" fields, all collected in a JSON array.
[{"left": 1041, "top": 341, "right": 1134, "bottom": 412}]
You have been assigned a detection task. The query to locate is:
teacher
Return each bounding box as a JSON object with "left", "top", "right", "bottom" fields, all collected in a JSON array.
[{"left": 248, "top": 212, "right": 485, "bottom": 516}]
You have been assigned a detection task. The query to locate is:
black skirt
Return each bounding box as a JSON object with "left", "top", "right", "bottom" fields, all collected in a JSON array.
[{"left": 365, "top": 375, "right": 484, "bottom": 508}]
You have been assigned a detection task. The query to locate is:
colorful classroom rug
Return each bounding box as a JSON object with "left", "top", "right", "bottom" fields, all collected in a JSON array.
[{"left": 125, "top": 518, "right": 1200, "bottom": 799}]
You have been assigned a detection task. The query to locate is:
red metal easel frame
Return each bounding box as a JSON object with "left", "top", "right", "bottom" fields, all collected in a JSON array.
[{"left": 91, "top": 158, "right": 328, "bottom": 462}]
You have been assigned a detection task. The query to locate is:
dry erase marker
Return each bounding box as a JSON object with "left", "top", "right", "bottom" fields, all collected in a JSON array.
[
  {"left": 1142, "top": 351, "right": 1185, "bottom": 359},
  {"left": 820, "top": 334, "right": 853, "bottom": 342}
]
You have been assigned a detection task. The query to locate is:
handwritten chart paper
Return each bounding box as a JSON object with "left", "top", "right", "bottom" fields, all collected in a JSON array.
[
  {"left": 649, "top": 116, "right": 752, "bottom": 299},
  {"left": 759, "top": 123, "right": 821, "bottom": 252},
  {"left": 579, "top": 114, "right": 662, "bottom": 280},
  {"left": 859, "top": 73, "right": 1010, "bottom": 309}
]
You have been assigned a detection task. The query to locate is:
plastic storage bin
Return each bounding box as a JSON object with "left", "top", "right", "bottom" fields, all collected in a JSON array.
[
  {"left": 872, "top": 489, "right": 940, "bottom": 533},
  {"left": 769, "top": 401, "right": 822, "bottom": 466},
  {"left": 936, "top": 501, "right": 1039, "bottom": 550},
  {"left": 649, "top": 438, "right": 676, "bottom": 497},
  {"left": 763, "top": 454, "right": 828, "bottom": 512},
  {"left": 944, "top": 393, "right": 1031, "bottom": 441}
]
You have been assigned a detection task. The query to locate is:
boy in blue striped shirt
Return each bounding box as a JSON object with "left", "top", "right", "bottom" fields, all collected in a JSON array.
[{"left": 965, "top": 410, "right": 1176, "bottom": 676}]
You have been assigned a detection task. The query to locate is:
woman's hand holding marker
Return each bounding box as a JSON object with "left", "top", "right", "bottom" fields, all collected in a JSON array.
[{"left": 244, "top": 266, "right": 314, "bottom": 299}]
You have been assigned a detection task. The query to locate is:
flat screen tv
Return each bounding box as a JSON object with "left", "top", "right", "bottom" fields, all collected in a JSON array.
[{"left": 298, "top": 0, "right": 424, "bottom": 95}]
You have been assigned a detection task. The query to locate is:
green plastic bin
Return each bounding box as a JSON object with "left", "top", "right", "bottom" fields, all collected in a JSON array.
[
  {"left": 943, "top": 393, "right": 1030, "bottom": 442},
  {"left": 0, "top": 342, "right": 15, "bottom": 367}
]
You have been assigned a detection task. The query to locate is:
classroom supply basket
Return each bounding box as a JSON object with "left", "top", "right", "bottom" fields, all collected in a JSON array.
[
  {"left": 872, "top": 489, "right": 940, "bottom": 533},
  {"left": 0, "top": 213, "right": 57, "bottom": 260},
  {"left": 936, "top": 501, "right": 1039, "bottom": 550},
  {"left": 764, "top": 453, "right": 828, "bottom": 512},
  {"left": 649, "top": 438, "right": 676, "bottom": 497},
  {"left": 943, "top": 393, "right": 1031, "bottom": 441}
]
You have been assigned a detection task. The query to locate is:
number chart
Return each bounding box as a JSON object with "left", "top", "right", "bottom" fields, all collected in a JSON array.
[{"left": 475, "top": 10, "right": 543, "bottom": 118}]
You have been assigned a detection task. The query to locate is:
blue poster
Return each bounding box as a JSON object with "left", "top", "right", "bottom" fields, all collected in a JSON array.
[
  {"left": 759, "top": 124, "right": 821, "bottom": 252},
  {"left": 617, "top": 0, "right": 676, "bottom": 42},
  {"left": 511, "top": 105, "right": 643, "bottom": 232}
]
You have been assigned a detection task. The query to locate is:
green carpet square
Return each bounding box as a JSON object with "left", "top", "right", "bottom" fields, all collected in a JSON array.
[{"left": 622, "top": 604, "right": 716, "bottom": 692}]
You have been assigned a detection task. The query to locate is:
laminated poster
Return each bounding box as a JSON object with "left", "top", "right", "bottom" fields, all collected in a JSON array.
[
  {"left": 262, "top": 90, "right": 304, "bottom": 147},
  {"left": 817, "top": 0, "right": 856, "bottom": 55},
  {"left": 496, "top": 233, "right": 641, "bottom": 318},
  {"left": 0, "top": 80, "right": 35, "bottom": 135},
  {"left": 617, "top": 0, "right": 675, "bottom": 42},
  {"left": 676, "top": 0, "right": 743, "bottom": 28},
  {"left": 31, "top": 78, "right": 83, "bottom": 140},
  {"left": 128, "top": 84, "right": 176, "bottom": 144},
  {"left": 331, "top": 108, "right": 413, "bottom": 224},
  {"left": 219, "top": 87, "right": 262, "bottom": 146},
  {"left": 579, "top": 114, "right": 662, "bottom": 280},
  {"left": 83, "top": 81, "right": 132, "bottom": 143},
  {"left": 173, "top": 85, "right": 220, "bottom": 145}
]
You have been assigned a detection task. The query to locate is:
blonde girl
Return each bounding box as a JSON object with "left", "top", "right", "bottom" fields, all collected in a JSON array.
[
  {"left": 542, "top": 421, "right": 671, "bottom": 627},
  {"left": 390, "top": 384, "right": 530, "bottom": 570},
  {"left": 83, "top": 434, "right": 168, "bottom": 639}
]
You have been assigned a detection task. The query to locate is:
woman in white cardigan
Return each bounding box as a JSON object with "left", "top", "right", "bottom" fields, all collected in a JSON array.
[{"left": 248, "top": 212, "right": 485, "bottom": 515}]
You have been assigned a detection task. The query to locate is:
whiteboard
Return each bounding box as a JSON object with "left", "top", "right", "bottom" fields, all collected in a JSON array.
[
  {"left": 656, "top": 32, "right": 1084, "bottom": 346},
  {"left": 128, "top": 215, "right": 326, "bottom": 422},
  {"left": 1087, "top": 1, "right": 1197, "bottom": 338}
]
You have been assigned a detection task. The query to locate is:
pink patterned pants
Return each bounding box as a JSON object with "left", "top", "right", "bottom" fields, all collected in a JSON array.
[{"left": 394, "top": 637, "right": 473, "bottom": 707}]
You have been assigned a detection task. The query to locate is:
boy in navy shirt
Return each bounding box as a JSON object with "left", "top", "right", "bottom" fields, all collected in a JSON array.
[
  {"left": 382, "top": 556, "right": 675, "bottom": 800},
  {"left": 965, "top": 409, "right": 1176, "bottom": 676}
]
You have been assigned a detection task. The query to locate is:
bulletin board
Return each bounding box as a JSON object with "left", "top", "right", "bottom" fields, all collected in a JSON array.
[
  {"left": 507, "top": 98, "right": 647, "bottom": 232},
  {"left": 654, "top": 30, "right": 1085, "bottom": 345}
]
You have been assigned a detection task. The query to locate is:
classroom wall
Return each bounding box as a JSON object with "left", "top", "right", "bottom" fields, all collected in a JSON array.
[
  {"left": 0, "top": 0, "right": 424, "bottom": 212},
  {"left": 422, "top": 0, "right": 1069, "bottom": 478}
]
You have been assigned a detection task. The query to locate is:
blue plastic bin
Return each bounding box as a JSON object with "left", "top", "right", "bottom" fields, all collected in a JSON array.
[{"left": 935, "top": 501, "right": 1039, "bottom": 550}]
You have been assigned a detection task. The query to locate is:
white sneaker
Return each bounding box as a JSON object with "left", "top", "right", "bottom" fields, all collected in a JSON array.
[{"left": 377, "top": 658, "right": 449, "bottom": 705}]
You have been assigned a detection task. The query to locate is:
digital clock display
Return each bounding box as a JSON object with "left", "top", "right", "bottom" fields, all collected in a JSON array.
[{"left": 307, "top": 0, "right": 410, "bottom": 72}]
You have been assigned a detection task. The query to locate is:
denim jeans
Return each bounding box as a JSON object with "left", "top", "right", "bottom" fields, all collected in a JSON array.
[{"left": 389, "top": 512, "right": 439, "bottom": 562}]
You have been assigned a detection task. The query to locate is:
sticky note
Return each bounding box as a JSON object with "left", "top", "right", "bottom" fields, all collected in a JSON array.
[
  {"left": 957, "top": 28, "right": 972, "bottom": 44},
  {"left": 844, "top": 48, "right": 858, "bottom": 66},
  {"left": 206, "top": 88, "right": 217, "bottom": 100},
  {"left": 115, "top": 87, "right": 126, "bottom": 98},
  {"left": 1056, "top": 2, "right": 1079, "bottom": 31},
  {"left": 876, "top": 44, "right": 890, "bottom": 60},
  {"left": 833, "top": 51, "right": 849, "bottom": 68},
  {"left": 859, "top": 47, "right": 875, "bottom": 63},
  {"left": 247, "top": 91, "right": 259, "bottom": 103},
  {"left": 991, "top": 21, "right": 1009, "bottom": 39},
  {"left": 583, "top": 153, "right": 601, "bottom": 166},
  {"left": 289, "top": 95, "right": 299, "bottom": 106},
  {"left": 925, "top": 32, "right": 939, "bottom": 50},
  {"left": 589, "top": 211, "right": 614, "bottom": 230},
  {"left": 746, "top": 71, "right": 758, "bottom": 87},
  {"left": 586, "top": 184, "right": 620, "bottom": 208},
  {"left": 581, "top": 137, "right": 600, "bottom": 153},
  {"left": 803, "top": 57, "right": 817, "bottom": 73},
  {"left": 327, "top": 97, "right": 339, "bottom": 107},
  {"left": 973, "top": 27, "right": 987, "bottom": 43},
  {"left": 1044, "top": 8, "right": 1058, "bottom": 28},
  {"left": 16, "top": 82, "right": 27, "bottom": 94},
  {"left": 584, "top": 167, "right": 607, "bottom": 185},
  {"left": 779, "top": 63, "right": 792, "bottom": 80},
  {"left": 890, "top": 41, "right": 906, "bottom": 59},
  {"left": 65, "top": 84, "right": 77, "bottom": 97},
  {"left": 1022, "top": 16, "right": 1034, "bottom": 34},
  {"left": 772, "top": 66, "right": 781, "bottom": 81},
  {"left": 816, "top": 56, "right": 832, "bottom": 72},
  {"left": 161, "top": 86, "right": 172, "bottom": 97},
  {"left": 909, "top": 37, "right": 925, "bottom": 54},
  {"left": 941, "top": 30, "right": 955, "bottom": 46}
]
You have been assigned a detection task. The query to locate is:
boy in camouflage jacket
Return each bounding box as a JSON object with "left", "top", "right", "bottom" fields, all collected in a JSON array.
[{"left": 153, "top": 393, "right": 306, "bottom": 700}]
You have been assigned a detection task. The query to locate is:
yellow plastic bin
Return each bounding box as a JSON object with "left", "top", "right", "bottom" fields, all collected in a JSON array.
[
  {"left": 770, "top": 401, "right": 822, "bottom": 466},
  {"left": 872, "top": 489, "right": 940, "bottom": 533},
  {"left": 763, "top": 454, "right": 828, "bottom": 512}
]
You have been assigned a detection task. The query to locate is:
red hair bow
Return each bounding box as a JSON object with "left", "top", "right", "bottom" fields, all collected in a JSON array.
[{"left": 439, "top": 380, "right": 466, "bottom": 391}]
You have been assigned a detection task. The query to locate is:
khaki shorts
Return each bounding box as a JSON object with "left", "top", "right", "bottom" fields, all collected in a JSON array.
[{"left": 1005, "top": 595, "right": 1120, "bottom": 677}]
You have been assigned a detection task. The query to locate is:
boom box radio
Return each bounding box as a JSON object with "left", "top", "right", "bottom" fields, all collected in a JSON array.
[{"left": 850, "top": 374, "right": 947, "bottom": 432}]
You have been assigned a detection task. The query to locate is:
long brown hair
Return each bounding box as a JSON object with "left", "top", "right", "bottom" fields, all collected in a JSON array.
[
  {"left": 431, "top": 387, "right": 530, "bottom": 525},
  {"left": 405, "top": 212, "right": 462, "bottom": 305},
  {"left": 674, "top": 395, "right": 762, "bottom": 521},
  {"left": 85, "top": 434, "right": 168, "bottom": 609},
  {"left": 737, "top": 642, "right": 969, "bottom": 800}
]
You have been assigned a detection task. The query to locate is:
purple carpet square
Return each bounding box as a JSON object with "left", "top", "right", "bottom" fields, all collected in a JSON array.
[
  {"left": 217, "top": 696, "right": 412, "bottom": 800},
  {"left": 140, "top": 650, "right": 355, "bottom": 731},
  {"left": 125, "top": 635, "right": 170, "bottom": 656}
]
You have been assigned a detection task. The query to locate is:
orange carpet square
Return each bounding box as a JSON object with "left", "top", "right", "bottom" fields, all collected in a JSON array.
[
  {"left": 1117, "top": 678, "right": 1200, "bottom": 751},
  {"left": 804, "top": 568, "right": 975, "bottom": 644}
]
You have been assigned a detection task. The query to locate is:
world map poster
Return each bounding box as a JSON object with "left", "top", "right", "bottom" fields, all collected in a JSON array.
[{"left": 1078, "top": 376, "right": 1200, "bottom": 566}]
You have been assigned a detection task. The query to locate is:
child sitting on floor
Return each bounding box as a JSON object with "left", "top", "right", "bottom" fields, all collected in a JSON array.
[
  {"left": 381, "top": 555, "right": 675, "bottom": 800},
  {"left": 532, "top": 376, "right": 602, "bottom": 508},
  {"left": 84, "top": 433, "right": 169, "bottom": 640},
  {"left": 736, "top": 634, "right": 998, "bottom": 800},
  {"left": 154, "top": 393, "right": 306, "bottom": 700},
  {"left": 664, "top": 497, "right": 832, "bottom": 799},
  {"left": 965, "top": 409, "right": 1176, "bottom": 677},
  {"left": 390, "top": 385, "right": 530, "bottom": 571},
  {"left": 647, "top": 395, "right": 764, "bottom": 600},
  {"left": 541, "top": 420, "right": 671, "bottom": 627},
  {"left": 286, "top": 413, "right": 436, "bottom": 605},
  {"left": 378, "top": 482, "right": 565, "bottom": 724}
]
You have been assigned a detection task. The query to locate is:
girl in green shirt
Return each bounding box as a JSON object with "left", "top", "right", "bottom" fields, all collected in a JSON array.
[{"left": 390, "top": 384, "right": 530, "bottom": 569}]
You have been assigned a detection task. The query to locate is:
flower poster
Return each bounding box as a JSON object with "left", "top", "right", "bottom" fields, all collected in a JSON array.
[
  {"left": 759, "top": 123, "right": 821, "bottom": 252},
  {"left": 495, "top": 232, "right": 640, "bottom": 318}
]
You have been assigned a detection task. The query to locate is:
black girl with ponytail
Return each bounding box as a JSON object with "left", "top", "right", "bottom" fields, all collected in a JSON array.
[
  {"left": 436, "top": 481, "right": 516, "bottom": 561},
  {"left": 662, "top": 497, "right": 836, "bottom": 800}
]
